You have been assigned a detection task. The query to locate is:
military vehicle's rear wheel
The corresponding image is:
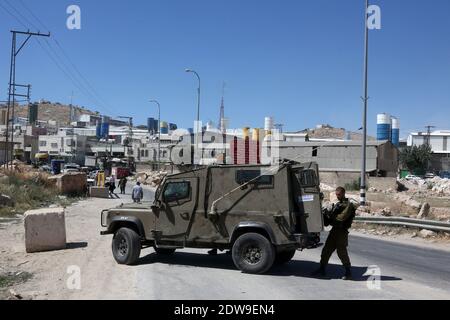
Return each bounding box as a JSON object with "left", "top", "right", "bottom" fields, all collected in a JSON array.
[
  {"left": 275, "top": 249, "right": 296, "bottom": 264},
  {"left": 232, "top": 233, "right": 275, "bottom": 274},
  {"left": 154, "top": 246, "right": 176, "bottom": 255},
  {"left": 112, "top": 227, "right": 141, "bottom": 265}
]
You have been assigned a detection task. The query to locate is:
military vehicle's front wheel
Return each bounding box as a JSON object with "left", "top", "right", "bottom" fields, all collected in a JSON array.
[
  {"left": 112, "top": 227, "right": 141, "bottom": 265},
  {"left": 232, "top": 233, "right": 275, "bottom": 274}
]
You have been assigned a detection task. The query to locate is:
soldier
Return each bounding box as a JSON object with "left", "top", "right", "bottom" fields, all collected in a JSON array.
[{"left": 313, "top": 186, "right": 356, "bottom": 280}]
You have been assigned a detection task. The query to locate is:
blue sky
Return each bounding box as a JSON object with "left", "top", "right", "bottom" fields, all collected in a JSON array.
[{"left": 0, "top": 0, "right": 449, "bottom": 138}]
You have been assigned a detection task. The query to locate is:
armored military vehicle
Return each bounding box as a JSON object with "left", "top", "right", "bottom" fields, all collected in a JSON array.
[{"left": 101, "top": 161, "right": 324, "bottom": 274}]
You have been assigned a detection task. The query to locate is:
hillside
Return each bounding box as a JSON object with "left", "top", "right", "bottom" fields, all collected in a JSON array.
[
  {"left": 2, "top": 101, "right": 99, "bottom": 125},
  {"left": 298, "top": 124, "right": 376, "bottom": 141}
]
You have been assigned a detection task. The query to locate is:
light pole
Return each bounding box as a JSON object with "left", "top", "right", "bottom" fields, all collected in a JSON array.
[
  {"left": 149, "top": 100, "right": 161, "bottom": 171},
  {"left": 185, "top": 69, "right": 201, "bottom": 165},
  {"left": 360, "top": 0, "right": 370, "bottom": 206}
]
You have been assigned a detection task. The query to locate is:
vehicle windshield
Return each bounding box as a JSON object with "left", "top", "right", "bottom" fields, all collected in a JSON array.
[{"left": 154, "top": 177, "right": 165, "bottom": 203}]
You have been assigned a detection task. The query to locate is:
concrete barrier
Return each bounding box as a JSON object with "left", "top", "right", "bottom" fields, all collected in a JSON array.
[
  {"left": 48, "top": 172, "right": 87, "bottom": 196},
  {"left": 90, "top": 186, "right": 109, "bottom": 198},
  {"left": 24, "top": 208, "right": 66, "bottom": 253}
]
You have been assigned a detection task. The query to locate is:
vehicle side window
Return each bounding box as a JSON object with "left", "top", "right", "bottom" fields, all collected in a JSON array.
[
  {"left": 236, "top": 170, "right": 273, "bottom": 185},
  {"left": 163, "top": 181, "right": 190, "bottom": 202},
  {"left": 297, "top": 169, "right": 318, "bottom": 187}
]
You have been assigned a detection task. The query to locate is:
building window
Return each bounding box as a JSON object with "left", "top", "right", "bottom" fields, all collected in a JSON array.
[
  {"left": 145, "top": 150, "right": 149, "bottom": 157},
  {"left": 141, "top": 150, "right": 145, "bottom": 157},
  {"left": 444, "top": 136, "right": 448, "bottom": 151},
  {"left": 51, "top": 143, "right": 58, "bottom": 149},
  {"left": 39, "top": 141, "right": 47, "bottom": 147},
  {"left": 312, "top": 147, "right": 318, "bottom": 157}
]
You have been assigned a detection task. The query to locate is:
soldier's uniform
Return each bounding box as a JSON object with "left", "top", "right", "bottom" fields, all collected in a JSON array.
[{"left": 318, "top": 198, "right": 355, "bottom": 279}]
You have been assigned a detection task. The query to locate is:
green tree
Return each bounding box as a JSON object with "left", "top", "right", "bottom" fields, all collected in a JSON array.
[{"left": 399, "top": 145, "right": 432, "bottom": 173}]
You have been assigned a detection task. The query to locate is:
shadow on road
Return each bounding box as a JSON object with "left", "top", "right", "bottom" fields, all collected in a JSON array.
[
  {"left": 137, "top": 251, "right": 401, "bottom": 282},
  {"left": 66, "top": 242, "right": 88, "bottom": 250}
]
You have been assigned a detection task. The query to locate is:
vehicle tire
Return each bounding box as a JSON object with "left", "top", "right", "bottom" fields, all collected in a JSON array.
[
  {"left": 232, "top": 232, "right": 275, "bottom": 274},
  {"left": 112, "top": 227, "right": 141, "bottom": 265},
  {"left": 274, "top": 249, "right": 296, "bottom": 265},
  {"left": 154, "top": 246, "right": 176, "bottom": 255}
]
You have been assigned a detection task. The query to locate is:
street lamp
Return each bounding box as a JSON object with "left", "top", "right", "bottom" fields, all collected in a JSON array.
[
  {"left": 185, "top": 68, "right": 201, "bottom": 165},
  {"left": 149, "top": 100, "right": 161, "bottom": 171}
]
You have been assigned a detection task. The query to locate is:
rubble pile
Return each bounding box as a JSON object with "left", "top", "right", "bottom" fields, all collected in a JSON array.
[
  {"left": 428, "top": 177, "right": 450, "bottom": 196},
  {"left": 134, "top": 171, "right": 168, "bottom": 187},
  {"left": 0, "top": 160, "right": 32, "bottom": 173},
  {"left": 398, "top": 176, "right": 450, "bottom": 196}
]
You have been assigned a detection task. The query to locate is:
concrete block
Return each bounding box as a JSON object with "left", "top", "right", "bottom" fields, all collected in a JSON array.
[
  {"left": 48, "top": 173, "right": 87, "bottom": 196},
  {"left": 90, "top": 186, "right": 109, "bottom": 198},
  {"left": 24, "top": 208, "right": 66, "bottom": 253}
]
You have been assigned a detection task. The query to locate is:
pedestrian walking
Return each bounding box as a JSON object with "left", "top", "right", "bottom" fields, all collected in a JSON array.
[
  {"left": 132, "top": 181, "right": 144, "bottom": 203},
  {"left": 119, "top": 177, "right": 127, "bottom": 194},
  {"left": 109, "top": 175, "right": 117, "bottom": 198}
]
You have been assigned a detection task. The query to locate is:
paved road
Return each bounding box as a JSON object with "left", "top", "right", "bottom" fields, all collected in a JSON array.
[
  {"left": 6, "top": 184, "right": 447, "bottom": 300},
  {"left": 127, "top": 189, "right": 450, "bottom": 300}
]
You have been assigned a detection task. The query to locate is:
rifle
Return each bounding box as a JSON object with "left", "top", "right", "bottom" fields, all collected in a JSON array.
[{"left": 322, "top": 202, "right": 344, "bottom": 227}]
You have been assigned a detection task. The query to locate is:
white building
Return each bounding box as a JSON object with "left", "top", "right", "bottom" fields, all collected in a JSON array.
[
  {"left": 38, "top": 133, "right": 87, "bottom": 164},
  {"left": 407, "top": 130, "right": 450, "bottom": 172},
  {"left": 407, "top": 130, "right": 450, "bottom": 154}
]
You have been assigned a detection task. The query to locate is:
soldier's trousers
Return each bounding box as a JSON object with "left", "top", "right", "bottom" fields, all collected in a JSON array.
[{"left": 320, "top": 228, "right": 351, "bottom": 267}]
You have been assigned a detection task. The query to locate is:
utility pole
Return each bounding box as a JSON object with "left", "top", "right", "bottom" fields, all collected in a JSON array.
[
  {"left": 4, "top": 30, "right": 50, "bottom": 168},
  {"left": 69, "top": 91, "right": 75, "bottom": 163},
  {"left": 69, "top": 91, "right": 74, "bottom": 124},
  {"left": 360, "top": 0, "right": 370, "bottom": 206},
  {"left": 149, "top": 100, "right": 161, "bottom": 171},
  {"left": 425, "top": 125, "right": 436, "bottom": 147},
  {"left": 118, "top": 116, "right": 134, "bottom": 168}
]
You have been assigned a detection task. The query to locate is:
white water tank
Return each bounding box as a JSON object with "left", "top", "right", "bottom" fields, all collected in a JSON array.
[{"left": 264, "top": 117, "right": 274, "bottom": 131}]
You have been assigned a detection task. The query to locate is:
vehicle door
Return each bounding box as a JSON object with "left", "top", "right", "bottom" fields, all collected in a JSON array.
[
  {"left": 291, "top": 162, "right": 323, "bottom": 233},
  {"left": 156, "top": 177, "right": 199, "bottom": 243}
]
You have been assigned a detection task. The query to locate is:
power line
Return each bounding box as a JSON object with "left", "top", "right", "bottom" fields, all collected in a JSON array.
[
  {"left": 4, "top": 0, "right": 40, "bottom": 30},
  {"left": 1, "top": 0, "right": 119, "bottom": 117},
  {"left": 18, "top": 0, "right": 48, "bottom": 31},
  {"left": 0, "top": 1, "right": 28, "bottom": 29},
  {"left": 16, "top": 0, "right": 117, "bottom": 114}
]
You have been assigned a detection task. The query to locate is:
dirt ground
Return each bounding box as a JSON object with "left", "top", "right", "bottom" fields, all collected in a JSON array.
[
  {"left": 0, "top": 191, "right": 143, "bottom": 300},
  {"left": 1, "top": 185, "right": 449, "bottom": 300}
]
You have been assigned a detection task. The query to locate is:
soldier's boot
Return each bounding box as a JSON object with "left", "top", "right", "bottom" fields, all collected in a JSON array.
[
  {"left": 342, "top": 265, "right": 353, "bottom": 280},
  {"left": 311, "top": 263, "right": 326, "bottom": 277}
]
